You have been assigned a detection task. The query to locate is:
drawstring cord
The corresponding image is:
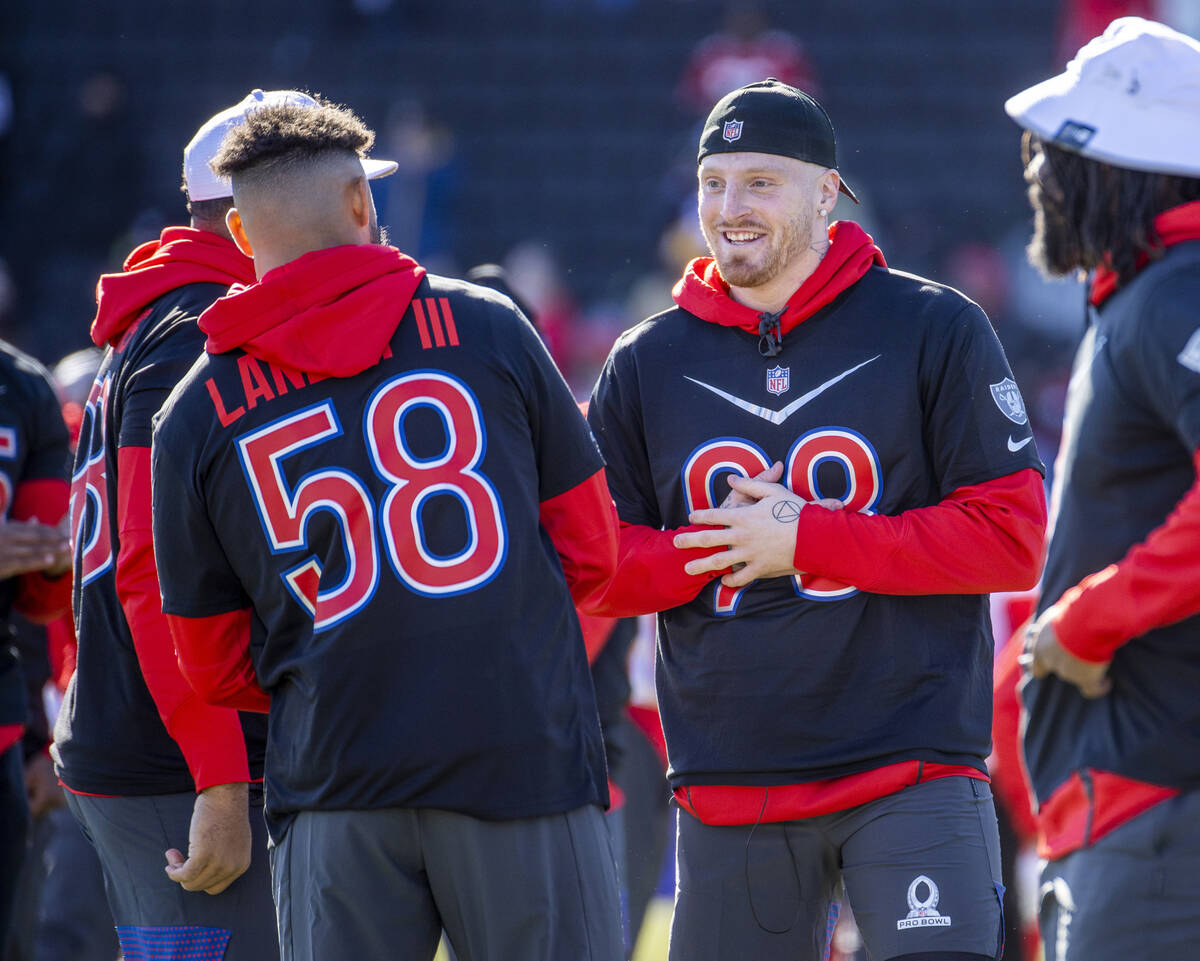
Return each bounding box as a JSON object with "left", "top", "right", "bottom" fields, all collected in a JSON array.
[
  {"left": 744, "top": 787, "right": 805, "bottom": 934},
  {"left": 758, "top": 310, "right": 784, "bottom": 357}
]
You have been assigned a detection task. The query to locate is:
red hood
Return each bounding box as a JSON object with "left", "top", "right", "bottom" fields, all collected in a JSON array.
[
  {"left": 1090, "top": 200, "right": 1200, "bottom": 306},
  {"left": 672, "top": 221, "right": 886, "bottom": 336},
  {"left": 92, "top": 227, "right": 255, "bottom": 348},
  {"left": 199, "top": 244, "right": 426, "bottom": 378}
]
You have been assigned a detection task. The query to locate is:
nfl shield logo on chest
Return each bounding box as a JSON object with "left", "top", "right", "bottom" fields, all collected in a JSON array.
[
  {"left": 766, "top": 365, "right": 790, "bottom": 396},
  {"left": 722, "top": 119, "right": 743, "bottom": 143}
]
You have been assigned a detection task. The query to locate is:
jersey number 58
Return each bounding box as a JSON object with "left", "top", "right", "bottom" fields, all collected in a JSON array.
[{"left": 237, "top": 371, "right": 506, "bottom": 631}]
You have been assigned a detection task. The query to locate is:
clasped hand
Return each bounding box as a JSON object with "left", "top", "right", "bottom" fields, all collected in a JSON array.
[
  {"left": 672, "top": 462, "right": 843, "bottom": 588},
  {"left": 0, "top": 517, "right": 71, "bottom": 579}
]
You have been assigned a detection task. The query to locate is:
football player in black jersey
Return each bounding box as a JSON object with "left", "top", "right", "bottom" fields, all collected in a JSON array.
[
  {"left": 0, "top": 342, "right": 71, "bottom": 949},
  {"left": 1008, "top": 18, "right": 1200, "bottom": 961},
  {"left": 588, "top": 79, "right": 1046, "bottom": 960},
  {"left": 51, "top": 94, "right": 333, "bottom": 961},
  {"left": 152, "top": 97, "right": 623, "bottom": 961}
]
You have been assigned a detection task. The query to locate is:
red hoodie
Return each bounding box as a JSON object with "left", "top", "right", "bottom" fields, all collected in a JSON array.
[
  {"left": 92, "top": 227, "right": 255, "bottom": 348},
  {"left": 84, "top": 226, "right": 258, "bottom": 792},
  {"left": 200, "top": 244, "right": 424, "bottom": 376},
  {"left": 1088, "top": 199, "right": 1200, "bottom": 307},
  {"left": 672, "top": 220, "right": 886, "bottom": 337}
]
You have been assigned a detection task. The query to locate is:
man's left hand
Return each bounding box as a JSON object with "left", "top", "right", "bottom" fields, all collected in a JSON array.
[
  {"left": 1021, "top": 612, "right": 1112, "bottom": 698},
  {"left": 164, "top": 782, "right": 252, "bottom": 895},
  {"left": 674, "top": 476, "right": 841, "bottom": 588},
  {"left": 24, "top": 753, "right": 64, "bottom": 818}
]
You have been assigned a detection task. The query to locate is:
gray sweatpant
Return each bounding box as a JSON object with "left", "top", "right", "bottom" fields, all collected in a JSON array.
[
  {"left": 271, "top": 803, "right": 624, "bottom": 961},
  {"left": 65, "top": 788, "right": 278, "bottom": 960}
]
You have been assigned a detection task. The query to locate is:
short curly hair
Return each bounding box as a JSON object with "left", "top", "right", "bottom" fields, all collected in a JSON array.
[{"left": 210, "top": 100, "right": 375, "bottom": 180}]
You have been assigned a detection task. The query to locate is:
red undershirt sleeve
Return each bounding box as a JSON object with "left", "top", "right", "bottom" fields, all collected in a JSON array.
[
  {"left": 538, "top": 468, "right": 620, "bottom": 613},
  {"left": 1049, "top": 447, "right": 1200, "bottom": 662},
  {"left": 166, "top": 608, "right": 268, "bottom": 714},
  {"left": 589, "top": 521, "right": 730, "bottom": 617},
  {"left": 539, "top": 468, "right": 730, "bottom": 618},
  {"left": 115, "top": 446, "right": 252, "bottom": 789},
  {"left": 11, "top": 478, "right": 70, "bottom": 622},
  {"left": 792, "top": 467, "right": 1046, "bottom": 595},
  {"left": 577, "top": 612, "right": 617, "bottom": 664}
]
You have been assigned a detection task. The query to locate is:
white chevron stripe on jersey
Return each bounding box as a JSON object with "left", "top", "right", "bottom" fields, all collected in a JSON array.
[{"left": 684, "top": 355, "right": 881, "bottom": 425}]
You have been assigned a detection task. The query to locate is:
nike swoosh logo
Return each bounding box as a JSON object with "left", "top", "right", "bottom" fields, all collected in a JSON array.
[
  {"left": 1008, "top": 435, "right": 1033, "bottom": 452},
  {"left": 684, "top": 355, "right": 881, "bottom": 425}
]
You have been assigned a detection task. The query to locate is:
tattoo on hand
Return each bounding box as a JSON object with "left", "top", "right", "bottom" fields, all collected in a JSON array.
[{"left": 771, "top": 500, "right": 803, "bottom": 523}]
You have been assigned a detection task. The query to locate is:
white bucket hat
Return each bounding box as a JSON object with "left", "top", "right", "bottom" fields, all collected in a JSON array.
[
  {"left": 1005, "top": 17, "right": 1200, "bottom": 177},
  {"left": 183, "top": 89, "right": 398, "bottom": 201}
]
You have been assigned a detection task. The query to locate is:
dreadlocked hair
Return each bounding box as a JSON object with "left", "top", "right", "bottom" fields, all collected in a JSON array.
[{"left": 1034, "top": 135, "right": 1200, "bottom": 284}]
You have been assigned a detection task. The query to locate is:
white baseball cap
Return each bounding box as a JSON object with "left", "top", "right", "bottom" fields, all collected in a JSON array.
[
  {"left": 1005, "top": 17, "right": 1200, "bottom": 177},
  {"left": 183, "top": 88, "right": 399, "bottom": 201}
]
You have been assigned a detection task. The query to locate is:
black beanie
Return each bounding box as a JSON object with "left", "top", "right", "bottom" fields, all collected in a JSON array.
[{"left": 698, "top": 78, "right": 859, "bottom": 203}]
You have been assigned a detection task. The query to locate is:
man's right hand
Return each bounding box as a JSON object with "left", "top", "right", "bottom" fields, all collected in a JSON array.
[
  {"left": 719, "top": 461, "right": 785, "bottom": 508},
  {"left": 0, "top": 519, "right": 71, "bottom": 580},
  {"left": 164, "top": 781, "right": 252, "bottom": 896}
]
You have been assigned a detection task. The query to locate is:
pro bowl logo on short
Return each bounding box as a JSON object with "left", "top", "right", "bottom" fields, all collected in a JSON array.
[
  {"left": 766, "top": 365, "right": 789, "bottom": 396},
  {"left": 722, "top": 119, "right": 743, "bottom": 142},
  {"left": 990, "top": 377, "right": 1028, "bottom": 425},
  {"left": 897, "top": 875, "right": 952, "bottom": 930}
]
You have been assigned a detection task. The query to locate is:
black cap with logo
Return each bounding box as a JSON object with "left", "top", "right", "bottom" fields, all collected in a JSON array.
[{"left": 698, "top": 78, "right": 859, "bottom": 203}]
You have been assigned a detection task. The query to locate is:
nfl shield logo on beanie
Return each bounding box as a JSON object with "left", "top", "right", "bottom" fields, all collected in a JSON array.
[{"left": 722, "top": 119, "right": 743, "bottom": 142}]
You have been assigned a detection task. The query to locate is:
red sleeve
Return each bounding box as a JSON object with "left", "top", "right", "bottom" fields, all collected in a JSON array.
[
  {"left": 1050, "top": 447, "right": 1200, "bottom": 662},
  {"left": 46, "top": 615, "right": 76, "bottom": 694},
  {"left": 540, "top": 463, "right": 730, "bottom": 619},
  {"left": 577, "top": 612, "right": 617, "bottom": 664},
  {"left": 11, "top": 477, "right": 67, "bottom": 526},
  {"left": 11, "top": 478, "right": 71, "bottom": 622},
  {"left": 166, "top": 608, "right": 269, "bottom": 713},
  {"left": 588, "top": 521, "right": 729, "bottom": 617},
  {"left": 540, "top": 466, "right": 728, "bottom": 618},
  {"left": 115, "top": 446, "right": 252, "bottom": 789},
  {"left": 538, "top": 468, "right": 620, "bottom": 613},
  {"left": 991, "top": 622, "right": 1038, "bottom": 842},
  {"left": 792, "top": 468, "right": 1047, "bottom": 595}
]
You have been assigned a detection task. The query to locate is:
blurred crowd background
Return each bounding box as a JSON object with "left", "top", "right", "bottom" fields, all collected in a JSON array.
[
  {"left": 3, "top": 2, "right": 1198, "bottom": 959},
  {"left": 9, "top": 0, "right": 1195, "bottom": 479}
]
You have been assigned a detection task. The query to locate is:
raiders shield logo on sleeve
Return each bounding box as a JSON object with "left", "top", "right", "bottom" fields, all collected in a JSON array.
[{"left": 990, "top": 378, "right": 1028, "bottom": 425}]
